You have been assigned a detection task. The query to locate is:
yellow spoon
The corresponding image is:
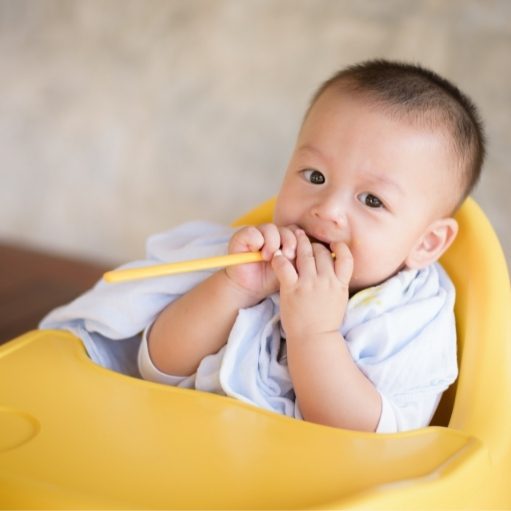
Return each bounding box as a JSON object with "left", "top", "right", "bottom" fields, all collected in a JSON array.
[{"left": 103, "top": 252, "right": 264, "bottom": 283}]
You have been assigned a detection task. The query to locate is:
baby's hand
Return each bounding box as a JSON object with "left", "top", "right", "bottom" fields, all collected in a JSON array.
[
  {"left": 272, "top": 229, "right": 353, "bottom": 340},
  {"left": 225, "top": 224, "right": 297, "bottom": 301}
]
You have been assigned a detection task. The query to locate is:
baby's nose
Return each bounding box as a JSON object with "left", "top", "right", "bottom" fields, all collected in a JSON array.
[{"left": 311, "top": 197, "right": 346, "bottom": 227}]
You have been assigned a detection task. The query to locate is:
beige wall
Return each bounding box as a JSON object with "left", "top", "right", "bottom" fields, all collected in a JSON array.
[{"left": 1, "top": 0, "right": 510, "bottom": 270}]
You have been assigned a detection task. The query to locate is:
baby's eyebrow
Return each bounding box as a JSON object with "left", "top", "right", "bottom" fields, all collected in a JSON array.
[
  {"left": 365, "top": 173, "right": 404, "bottom": 196},
  {"left": 297, "top": 144, "right": 323, "bottom": 157},
  {"left": 296, "top": 144, "right": 332, "bottom": 166}
]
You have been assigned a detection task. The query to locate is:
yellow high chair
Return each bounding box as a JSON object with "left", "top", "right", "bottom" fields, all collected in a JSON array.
[{"left": 0, "top": 197, "right": 510, "bottom": 509}]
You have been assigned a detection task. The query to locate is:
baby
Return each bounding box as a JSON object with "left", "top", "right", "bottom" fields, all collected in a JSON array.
[
  {"left": 142, "top": 60, "right": 485, "bottom": 431},
  {"left": 41, "top": 59, "right": 486, "bottom": 433}
]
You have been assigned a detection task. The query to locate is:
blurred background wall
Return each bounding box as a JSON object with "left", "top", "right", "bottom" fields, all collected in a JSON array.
[{"left": 1, "top": 0, "right": 509, "bottom": 268}]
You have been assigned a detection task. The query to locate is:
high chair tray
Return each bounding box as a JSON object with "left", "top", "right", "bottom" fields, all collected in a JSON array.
[{"left": 0, "top": 330, "right": 495, "bottom": 509}]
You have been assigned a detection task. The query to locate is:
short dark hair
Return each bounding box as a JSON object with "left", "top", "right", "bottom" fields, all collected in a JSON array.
[{"left": 308, "top": 59, "right": 486, "bottom": 209}]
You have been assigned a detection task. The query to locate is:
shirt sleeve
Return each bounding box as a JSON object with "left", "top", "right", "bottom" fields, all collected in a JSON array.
[
  {"left": 376, "top": 391, "right": 442, "bottom": 433},
  {"left": 137, "top": 324, "right": 196, "bottom": 388}
]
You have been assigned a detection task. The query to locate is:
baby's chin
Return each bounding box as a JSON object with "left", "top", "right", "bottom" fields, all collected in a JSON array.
[
  {"left": 348, "top": 278, "right": 379, "bottom": 297},
  {"left": 348, "top": 263, "right": 408, "bottom": 296}
]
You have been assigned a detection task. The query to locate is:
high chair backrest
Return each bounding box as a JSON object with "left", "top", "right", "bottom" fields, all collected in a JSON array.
[
  {"left": 438, "top": 198, "right": 511, "bottom": 457},
  {"left": 234, "top": 197, "right": 511, "bottom": 457}
]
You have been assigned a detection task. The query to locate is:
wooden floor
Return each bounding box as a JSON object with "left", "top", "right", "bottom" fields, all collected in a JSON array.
[{"left": 0, "top": 243, "right": 109, "bottom": 345}]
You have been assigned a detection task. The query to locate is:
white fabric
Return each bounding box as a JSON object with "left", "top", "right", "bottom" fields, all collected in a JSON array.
[{"left": 40, "top": 221, "right": 458, "bottom": 433}]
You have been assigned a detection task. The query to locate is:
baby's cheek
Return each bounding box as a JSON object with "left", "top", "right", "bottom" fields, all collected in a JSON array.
[
  {"left": 350, "top": 246, "right": 386, "bottom": 290},
  {"left": 348, "top": 243, "right": 398, "bottom": 290}
]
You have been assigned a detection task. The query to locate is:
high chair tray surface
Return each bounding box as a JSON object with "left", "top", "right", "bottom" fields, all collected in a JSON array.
[{"left": 0, "top": 198, "right": 510, "bottom": 509}]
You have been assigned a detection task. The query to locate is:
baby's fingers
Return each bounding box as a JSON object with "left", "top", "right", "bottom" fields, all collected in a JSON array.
[
  {"left": 295, "top": 229, "right": 316, "bottom": 277},
  {"left": 258, "top": 223, "right": 282, "bottom": 260},
  {"left": 229, "top": 226, "right": 265, "bottom": 254},
  {"left": 278, "top": 226, "right": 298, "bottom": 260},
  {"left": 271, "top": 250, "right": 298, "bottom": 288},
  {"left": 332, "top": 242, "right": 354, "bottom": 288}
]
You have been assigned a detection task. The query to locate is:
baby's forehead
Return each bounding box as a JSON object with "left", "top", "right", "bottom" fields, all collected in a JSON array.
[{"left": 307, "top": 88, "right": 457, "bottom": 161}]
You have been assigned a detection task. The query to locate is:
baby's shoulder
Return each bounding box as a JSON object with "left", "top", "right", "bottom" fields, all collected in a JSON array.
[{"left": 345, "top": 263, "right": 455, "bottom": 329}]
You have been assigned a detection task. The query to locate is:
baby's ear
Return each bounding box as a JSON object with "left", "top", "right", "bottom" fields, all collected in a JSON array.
[{"left": 405, "top": 218, "right": 458, "bottom": 269}]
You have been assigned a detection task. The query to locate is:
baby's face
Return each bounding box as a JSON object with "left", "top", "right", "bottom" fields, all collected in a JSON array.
[{"left": 274, "top": 88, "right": 456, "bottom": 291}]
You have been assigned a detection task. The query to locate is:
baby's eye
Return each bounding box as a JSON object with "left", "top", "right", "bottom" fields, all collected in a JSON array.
[
  {"left": 302, "top": 169, "right": 325, "bottom": 185},
  {"left": 358, "top": 192, "right": 384, "bottom": 209}
]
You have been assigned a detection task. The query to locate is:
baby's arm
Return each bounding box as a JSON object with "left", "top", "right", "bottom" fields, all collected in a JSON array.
[
  {"left": 272, "top": 230, "right": 381, "bottom": 431},
  {"left": 147, "top": 224, "right": 296, "bottom": 376}
]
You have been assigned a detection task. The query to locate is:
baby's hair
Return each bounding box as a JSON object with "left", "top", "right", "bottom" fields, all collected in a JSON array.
[{"left": 308, "top": 59, "right": 486, "bottom": 210}]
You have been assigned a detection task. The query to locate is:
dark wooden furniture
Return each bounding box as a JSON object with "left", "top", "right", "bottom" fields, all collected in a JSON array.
[{"left": 0, "top": 243, "right": 109, "bottom": 344}]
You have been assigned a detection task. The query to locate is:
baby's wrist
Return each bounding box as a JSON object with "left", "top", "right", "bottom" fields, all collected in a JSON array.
[{"left": 284, "top": 325, "right": 342, "bottom": 346}]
